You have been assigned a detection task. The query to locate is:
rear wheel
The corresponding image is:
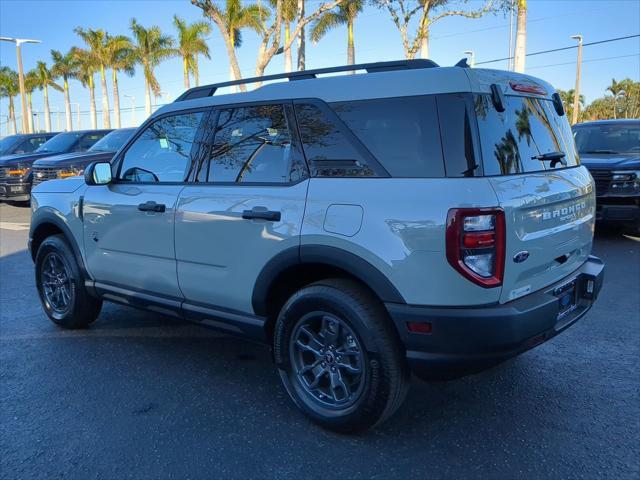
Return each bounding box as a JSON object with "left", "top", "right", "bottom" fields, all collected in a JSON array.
[
  {"left": 35, "top": 235, "right": 102, "bottom": 329},
  {"left": 274, "top": 279, "right": 409, "bottom": 432}
]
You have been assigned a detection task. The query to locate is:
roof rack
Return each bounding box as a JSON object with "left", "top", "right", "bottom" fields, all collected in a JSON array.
[{"left": 174, "top": 59, "right": 439, "bottom": 102}]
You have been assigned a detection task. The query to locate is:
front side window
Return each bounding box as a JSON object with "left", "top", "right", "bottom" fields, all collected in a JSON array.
[
  {"left": 332, "top": 96, "right": 445, "bottom": 177},
  {"left": 294, "top": 103, "right": 374, "bottom": 177},
  {"left": 205, "top": 104, "right": 304, "bottom": 183},
  {"left": 118, "top": 111, "right": 204, "bottom": 183},
  {"left": 475, "top": 94, "right": 579, "bottom": 176}
]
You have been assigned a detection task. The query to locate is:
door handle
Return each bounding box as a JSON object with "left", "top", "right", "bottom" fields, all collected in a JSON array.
[
  {"left": 138, "top": 201, "right": 166, "bottom": 213},
  {"left": 242, "top": 209, "right": 281, "bottom": 222}
]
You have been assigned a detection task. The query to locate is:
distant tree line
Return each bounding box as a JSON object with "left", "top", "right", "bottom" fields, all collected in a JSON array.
[{"left": 557, "top": 78, "right": 640, "bottom": 123}]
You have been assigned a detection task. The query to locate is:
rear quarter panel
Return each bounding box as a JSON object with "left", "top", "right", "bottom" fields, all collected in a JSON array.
[{"left": 301, "top": 178, "right": 502, "bottom": 306}]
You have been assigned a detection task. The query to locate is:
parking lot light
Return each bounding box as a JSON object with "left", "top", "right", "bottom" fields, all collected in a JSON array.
[{"left": 0, "top": 37, "right": 42, "bottom": 134}]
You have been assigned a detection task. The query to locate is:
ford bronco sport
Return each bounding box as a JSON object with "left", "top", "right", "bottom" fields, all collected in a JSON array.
[{"left": 29, "top": 60, "right": 604, "bottom": 432}]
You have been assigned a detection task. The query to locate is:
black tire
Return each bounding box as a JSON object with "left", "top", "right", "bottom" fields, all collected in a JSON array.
[
  {"left": 35, "top": 234, "right": 102, "bottom": 329},
  {"left": 274, "top": 278, "right": 409, "bottom": 432}
]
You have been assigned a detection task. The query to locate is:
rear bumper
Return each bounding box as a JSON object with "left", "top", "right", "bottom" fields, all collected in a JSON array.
[
  {"left": 0, "top": 180, "right": 31, "bottom": 201},
  {"left": 385, "top": 255, "right": 605, "bottom": 379}
]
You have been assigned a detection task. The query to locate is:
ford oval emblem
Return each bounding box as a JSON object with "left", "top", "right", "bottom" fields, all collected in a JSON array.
[{"left": 513, "top": 251, "right": 530, "bottom": 263}]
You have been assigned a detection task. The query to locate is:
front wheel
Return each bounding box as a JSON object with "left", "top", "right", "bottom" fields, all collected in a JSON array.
[
  {"left": 274, "top": 279, "right": 409, "bottom": 432},
  {"left": 35, "top": 234, "right": 102, "bottom": 329}
]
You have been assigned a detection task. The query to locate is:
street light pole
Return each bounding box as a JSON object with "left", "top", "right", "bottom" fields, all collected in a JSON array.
[
  {"left": 571, "top": 35, "right": 583, "bottom": 125},
  {"left": 0, "top": 37, "right": 42, "bottom": 134},
  {"left": 124, "top": 94, "right": 136, "bottom": 126}
]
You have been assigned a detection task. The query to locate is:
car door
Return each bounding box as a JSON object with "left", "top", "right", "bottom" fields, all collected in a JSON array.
[
  {"left": 83, "top": 110, "right": 208, "bottom": 299},
  {"left": 175, "top": 103, "right": 309, "bottom": 314}
]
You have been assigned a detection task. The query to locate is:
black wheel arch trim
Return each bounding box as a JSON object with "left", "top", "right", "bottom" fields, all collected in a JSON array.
[
  {"left": 251, "top": 244, "right": 406, "bottom": 316},
  {"left": 29, "top": 208, "right": 92, "bottom": 283}
]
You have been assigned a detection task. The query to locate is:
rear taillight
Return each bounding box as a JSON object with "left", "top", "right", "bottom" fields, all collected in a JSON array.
[{"left": 446, "top": 208, "right": 505, "bottom": 288}]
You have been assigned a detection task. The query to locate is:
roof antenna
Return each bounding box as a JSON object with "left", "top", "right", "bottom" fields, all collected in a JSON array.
[{"left": 455, "top": 58, "right": 469, "bottom": 68}]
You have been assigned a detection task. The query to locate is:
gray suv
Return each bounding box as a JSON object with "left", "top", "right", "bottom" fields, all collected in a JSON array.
[{"left": 29, "top": 60, "right": 604, "bottom": 432}]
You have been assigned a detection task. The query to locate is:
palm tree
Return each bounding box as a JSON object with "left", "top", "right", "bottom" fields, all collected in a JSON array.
[
  {"left": 32, "top": 61, "right": 63, "bottom": 132},
  {"left": 51, "top": 49, "right": 77, "bottom": 131},
  {"left": 74, "top": 27, "right": 112, "bottom": 128},
  {"left": 311, "top": 0, "right": 363, "bottom": 66},
  {"left": 173, "top": 15, "right": 211, "bottom": 90},
  {"left": 24, "top": 70, "right": 40, "bottom": 133},
  {"left": 269, "top": 0, "right": 298, "bottom": 72},
  {"left": 105, "top": 34, "right": 135, "bottom": 128},
  {"left": 513, "top": 0, "right": 527, "bottom": 72},
  {"left": 194, "top": 0, "right": 265, "bottom": 90},
  {"left": 72, "top": 47, "right": 98, "bottom": 129},
  {"left": 130, "top": 18, "right": 176, "bottom": 116},
  {"left": 0, "top": 67, "right": 19, "bottom": 134}
]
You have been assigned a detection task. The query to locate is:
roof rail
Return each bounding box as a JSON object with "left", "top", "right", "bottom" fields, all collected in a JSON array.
[{"left": 174, "top": 59, "right": 440, "bottom": 102}]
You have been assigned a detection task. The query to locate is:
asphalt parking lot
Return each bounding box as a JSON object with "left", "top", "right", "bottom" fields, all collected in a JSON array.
[{"left": 0, "top": 202, "right": 638, "bottom": 480}]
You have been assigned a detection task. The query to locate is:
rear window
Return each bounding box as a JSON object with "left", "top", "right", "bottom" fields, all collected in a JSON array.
[
  {"left": 331, "top": 96, "right": 445, "bottom": 177},
  {"left": 573, "top": 122, "right": 640, "bottom": 154},
  {"left": 474, "top": 94, "right": 579, "bottom": 176}
]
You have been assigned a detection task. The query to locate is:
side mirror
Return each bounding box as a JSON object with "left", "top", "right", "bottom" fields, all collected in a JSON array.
[{"left": 84, "top": 161, "right": 113, "bottom": 186}]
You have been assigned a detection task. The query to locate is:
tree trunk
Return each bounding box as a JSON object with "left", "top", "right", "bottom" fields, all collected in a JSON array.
[
  {"left": 8, "top": 97, "right": 16, "bottom": 134},
  {"left": 145, "top": 78, "right": 152, "bottom": 116},
  {"left": 284, "top": 22, "right": 293, "bottom": 72},
  {"left": 513, "top": 0, "right": 527, "bottom": 73},
  {"left": 63, "top": 78, "right": 72, "bottom": 131},
  {"left": 347, "top": 20, "right": 355, "bottom": 68},
  {"left": 194, "top": 56, "right": 200, "bottom": 86},
  {"left": 183, "top": 56, "right": 191, "bottom": 90},
  {"left": 100, "top": 64, "right": 111, "bottom": 128},
  {"left": 297, "top": 0, "right": 306, "bottom": 71},
  {"left": 89, "top": 76, "right": 97, "bottom": 129},
  {"left": 27, "top": 93, "right": 34, "bottom": 133},
  {"left": 43, "top": 84, "right": 51, "bottom": 132},
  {"left": 112, "top": 69, "right": 121, "bottom": 129},
  {"left": 420, "top": 35, "right": 429, "bottom": 59},
  {"left": 225, "top": 31, "right": 245, "bottom": 92}
]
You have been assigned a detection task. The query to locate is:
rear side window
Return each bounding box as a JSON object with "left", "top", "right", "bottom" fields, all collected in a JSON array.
[
  {"left": 474, "top": 94, "right": 579, "bottom": 175},
  {"left": 294, "top": 103, "right": 374, "bottom": 177},
  {"left": 331, "top": 96, "right": 444, "bottom": 177}
]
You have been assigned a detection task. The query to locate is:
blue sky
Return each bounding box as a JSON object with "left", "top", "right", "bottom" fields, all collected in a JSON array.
[{"left": 0, "top": 0, "right": 639, "bottom": 133}]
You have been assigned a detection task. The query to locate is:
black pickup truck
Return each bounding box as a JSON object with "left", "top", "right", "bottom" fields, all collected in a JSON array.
[{"left": 573, "top": 119, "right": 640, "bottom": 232}]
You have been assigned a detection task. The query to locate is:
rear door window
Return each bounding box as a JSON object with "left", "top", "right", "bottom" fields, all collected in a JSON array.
[
  {"left": 331, "top": 96, "right": 444, "bottom": 177},
  {"left": 204, "top": 104, "right": 306, "bottom": 184},
  {"left": 474, "top": 94, "right": 579, "bottom": 175}
]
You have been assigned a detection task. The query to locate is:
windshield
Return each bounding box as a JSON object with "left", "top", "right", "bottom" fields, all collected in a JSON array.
[
  {"left": 0, "top": 135, "right": 21, "bottom": 154},
  {"left": 475, "top": 94, "right": 579, "bottom": 175},
  {"left": 573, "top": 122, "right": 640, "bottom": 154},
  {"left": 36, "top": 132, "right": 81, "bottom": 153},
  {"left": 89, "top": 129, "right": 135, "bottom": 152}
]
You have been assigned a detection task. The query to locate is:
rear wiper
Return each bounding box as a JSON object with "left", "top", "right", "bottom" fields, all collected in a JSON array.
[
  {"left": 532, "top": 151, "right": 566, "bottom": 167},
  {"left": 582, "top": 149, "right": 619, "bottom": 154}
]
